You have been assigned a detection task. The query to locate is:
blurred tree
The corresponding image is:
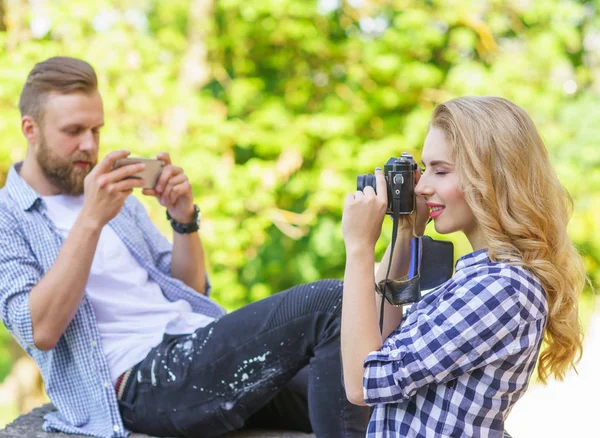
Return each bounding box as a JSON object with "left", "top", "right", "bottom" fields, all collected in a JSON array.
[{"left": 0, "top": 1, "right": 6, "bottom": 32}]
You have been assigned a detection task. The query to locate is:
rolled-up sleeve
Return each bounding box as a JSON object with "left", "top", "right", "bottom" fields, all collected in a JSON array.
[
  {"left": 0, "top": 222, "right": 43, "bottom": 351},
  {"left": 363, "top": 275, "right": 526, "bottom": 405}
]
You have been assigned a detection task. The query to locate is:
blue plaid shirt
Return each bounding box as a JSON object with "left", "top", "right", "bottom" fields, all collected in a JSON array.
[
  {"left": 364, "top": 250, "right": 548, "bottom": 437},
  {"left": 0, "top": 163, "right": 226, "bottom": 438}
]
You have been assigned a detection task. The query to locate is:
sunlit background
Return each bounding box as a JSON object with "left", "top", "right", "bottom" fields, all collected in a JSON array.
[{"left": 0, "top": 0, "right": 598, "bottom": 436}]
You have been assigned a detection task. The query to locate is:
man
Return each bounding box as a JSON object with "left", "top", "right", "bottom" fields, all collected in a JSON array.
[{"left": 0, "top": 57, "right": 368, "bottom": 438}]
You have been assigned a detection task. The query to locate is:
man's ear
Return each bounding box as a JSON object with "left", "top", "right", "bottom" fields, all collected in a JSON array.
[{"left": 21, "top": 116, "right": 39, "bottom": 146}]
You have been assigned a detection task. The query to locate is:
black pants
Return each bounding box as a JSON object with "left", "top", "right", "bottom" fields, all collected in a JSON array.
[{"left": 118, "top": 279, "right": 369, "bottom": 437}]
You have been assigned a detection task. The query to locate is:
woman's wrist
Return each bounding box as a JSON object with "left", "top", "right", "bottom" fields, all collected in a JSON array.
[{"left": 344, "top": 243, "right": 375, "bottom": 259}]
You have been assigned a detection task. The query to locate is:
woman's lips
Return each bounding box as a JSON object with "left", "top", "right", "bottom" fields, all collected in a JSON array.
[
  {"left": 430, "top": 208, "right": 444, "bottom": 219},
  {"left": 428, "top": 205, "right": 445, "bottom": 219}
]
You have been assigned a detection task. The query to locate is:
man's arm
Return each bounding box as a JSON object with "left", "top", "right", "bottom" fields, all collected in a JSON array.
[
  {"left": 29, "top": 151, "right": 145, "bottom": 350},
  {"left": 29, "top": 215, "right": 102, "bottom": 350},
  {"left": 143, "top": 152, "right": 208, "bottom": 295},
  {"left": 171, "top": 221, "right": 207, "bottom": 295}
]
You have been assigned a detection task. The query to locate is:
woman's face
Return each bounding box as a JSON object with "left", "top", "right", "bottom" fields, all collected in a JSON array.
[{"left": 415, "top": 128, "right": 484, "bottom": 249}]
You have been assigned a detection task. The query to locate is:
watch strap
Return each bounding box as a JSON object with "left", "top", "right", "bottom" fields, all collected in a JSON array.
[{"left": 166, "top": 204, "right": 200, "bottom": 234}]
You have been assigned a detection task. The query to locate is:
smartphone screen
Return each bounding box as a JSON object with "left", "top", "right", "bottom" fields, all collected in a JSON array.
[{"left": 113, "top": 157, "right": 165, "bottom": 189}]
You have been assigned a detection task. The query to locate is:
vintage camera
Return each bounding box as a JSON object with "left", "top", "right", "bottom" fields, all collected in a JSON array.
[{"left": 356, "top": 153, "right": 418, "bottom": 215}]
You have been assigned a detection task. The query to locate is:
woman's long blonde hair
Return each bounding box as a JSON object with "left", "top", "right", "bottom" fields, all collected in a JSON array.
[{"left": 430, "top": 96, "right": 585, "bottom": 383}]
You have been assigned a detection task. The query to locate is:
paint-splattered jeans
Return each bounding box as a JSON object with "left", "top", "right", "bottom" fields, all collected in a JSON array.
[{"left": 118, "top": 279, "right": 369, "bottom": 437}]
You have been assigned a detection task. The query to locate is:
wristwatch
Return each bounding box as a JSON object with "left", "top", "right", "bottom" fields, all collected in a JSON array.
[{"left": 166, "top": 204, "right": 201, "bottom": 234}]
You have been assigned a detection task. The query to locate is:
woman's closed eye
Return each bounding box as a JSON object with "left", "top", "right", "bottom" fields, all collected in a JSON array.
[{"left": 423, "top": 167, "right": 448, "bottom": 176}]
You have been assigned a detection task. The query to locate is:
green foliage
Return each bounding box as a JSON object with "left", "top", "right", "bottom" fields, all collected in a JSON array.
[
  {"left": 0, "top": 0, "right": 598, "bottom": 319},
  {"left": 0, "top": 327, "right": 12, "bottom": 381}
]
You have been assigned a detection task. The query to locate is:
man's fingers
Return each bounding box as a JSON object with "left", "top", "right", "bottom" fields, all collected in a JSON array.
[
  {"left": 157, "top": 152, "right": 171, "bottom": 166},
  {"left": 166, "top": 173, "right": 187, "bottom": 187},
  {"left": 170, "top": 183, "right": 190, "bottom": 205},
  {"left": 165, "top": 175, "right": 189, "bottom": 202},
  {"left": 96, "top": 150, "right": 131, "bottom": 173},
  {"left": 155, "top": 165, "right": 183, "bottom": 193},
  {"left": 109, "top": 177, "right": 146, "bottom": 193},
  {"left": 103, "top": 162, "right": 146, "bottom": 185},
  {"left": 142, "top": 188, "right": 157, "bottom": 197}
]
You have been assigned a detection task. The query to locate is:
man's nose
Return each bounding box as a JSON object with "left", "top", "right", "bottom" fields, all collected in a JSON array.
[{"left": 79, "top": 130, "right": 98, "bottom": 152}]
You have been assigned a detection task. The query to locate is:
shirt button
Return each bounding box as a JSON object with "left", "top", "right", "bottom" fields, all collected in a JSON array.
[
  {"left": 113, "top": 424, "right": 120, "bottom": 432},
  {"left": 91, "top": 341, "right": 97, "bottom": 347},
  {"left": 104, "top": 382, "right": 111, "bottom": 389}
]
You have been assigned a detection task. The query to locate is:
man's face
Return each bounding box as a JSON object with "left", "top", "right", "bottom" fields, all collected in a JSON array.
[{"left": 34, "top": 91, "right": 104, "bottom": 195}]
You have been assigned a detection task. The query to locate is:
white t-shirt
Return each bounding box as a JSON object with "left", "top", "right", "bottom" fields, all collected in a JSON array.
[{"left": 42, "top": 194, "right": 214, "bottom": 385}]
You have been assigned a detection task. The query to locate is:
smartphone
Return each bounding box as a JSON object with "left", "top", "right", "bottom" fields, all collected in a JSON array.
[{"left": 113, "top": 157, "right": 165, "bottom": 189}]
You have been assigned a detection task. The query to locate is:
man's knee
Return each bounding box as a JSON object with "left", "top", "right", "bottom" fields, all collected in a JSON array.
[{"left": 288, "top": 279, "right": 343, "bottom": 314}]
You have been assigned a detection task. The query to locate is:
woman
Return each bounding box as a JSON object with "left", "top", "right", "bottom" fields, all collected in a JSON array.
[{"left": 340, "top": 96, "right": 585, "bottom": 437}]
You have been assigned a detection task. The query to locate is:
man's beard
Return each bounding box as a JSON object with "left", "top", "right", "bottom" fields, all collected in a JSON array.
[{"left": 36, "top": 133, "right": 97, "bottom": 195}]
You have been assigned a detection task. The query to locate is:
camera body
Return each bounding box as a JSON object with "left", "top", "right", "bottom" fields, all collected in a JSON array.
[{"left": 357, "top": 152, "right": 418, "bottom": 215}]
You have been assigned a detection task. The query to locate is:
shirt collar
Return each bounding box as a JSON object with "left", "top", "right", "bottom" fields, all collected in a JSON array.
[
  {"left": 455, "top": 249, "right": 490, "bottom": 271},
  {"left": 5, "top": 162, "right": 43, "bottom": 212}
]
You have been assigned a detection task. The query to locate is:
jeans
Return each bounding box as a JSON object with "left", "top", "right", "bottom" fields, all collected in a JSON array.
[{"left": 118, "top": 279, "right": 369, "bottom": 437}]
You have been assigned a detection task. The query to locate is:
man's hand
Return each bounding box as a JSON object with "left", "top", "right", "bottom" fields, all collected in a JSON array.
[
  {"left": 81, "top": 150, "right": 146, "bottom": 228},
  {"left": 142, "top": 152, "right": 195, "bottom": 223}
]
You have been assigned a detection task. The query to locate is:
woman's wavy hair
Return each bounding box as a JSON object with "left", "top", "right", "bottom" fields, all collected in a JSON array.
[{"left": 430, "top": 96, "right": 586, "bottom": 383}]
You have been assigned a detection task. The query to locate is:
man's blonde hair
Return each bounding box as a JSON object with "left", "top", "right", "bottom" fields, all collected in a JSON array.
[{"left": 19, "top": 56, "right": 98, "bottom": 123}]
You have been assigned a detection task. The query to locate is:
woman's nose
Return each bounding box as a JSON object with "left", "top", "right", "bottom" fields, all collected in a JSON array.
[{"left": 414, "top": 174, "right": 432, "bottom": 197}]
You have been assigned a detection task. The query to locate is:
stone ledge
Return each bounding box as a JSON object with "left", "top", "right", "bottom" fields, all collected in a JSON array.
[{"left": 0, "top": 404, "right": 315, "bottom": 438}]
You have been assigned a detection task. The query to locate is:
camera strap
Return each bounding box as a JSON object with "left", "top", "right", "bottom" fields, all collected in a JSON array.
[
  {"left": 376, "top": 198, "right": 404, "bottom": 332},
  {"left": 376, "top": 203, "right": 454, "bottom": 333}
]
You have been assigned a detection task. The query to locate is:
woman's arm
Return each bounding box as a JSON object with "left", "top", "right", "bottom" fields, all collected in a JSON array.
[
  {"left": 342, "top": 246, "right": 382, "bottom": 405},
  {"left": 340, "top": 169, "right": 388, "bottom": 405},
  {"left": 341, "top": 167, "right": 428, "bottom": 405}
]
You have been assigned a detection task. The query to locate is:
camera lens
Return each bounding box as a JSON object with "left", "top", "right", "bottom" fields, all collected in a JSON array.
[{"left": 357, "top": 174, "right": 377, "bottom": 192}]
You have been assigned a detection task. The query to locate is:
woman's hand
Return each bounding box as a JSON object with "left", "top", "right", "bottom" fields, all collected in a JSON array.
[
  {"left": 342, "top": 168, "right": 388, "bottom": 254},
  {"left": 395, "top": 167, "right": 429, "bottom": 236}
]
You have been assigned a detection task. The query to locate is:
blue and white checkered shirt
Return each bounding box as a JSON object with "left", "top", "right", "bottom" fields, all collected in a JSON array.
[
  {"left": 0, "top": 163, "right": 226, "bottom": 438},
  {"left": 364, "top": 249, "right": 548, "bottom": 437}
]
